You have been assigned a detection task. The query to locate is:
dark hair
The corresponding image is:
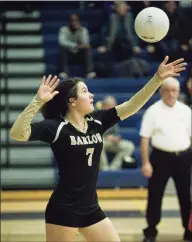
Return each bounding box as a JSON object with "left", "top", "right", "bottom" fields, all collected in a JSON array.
[{"left": 41, "top": 77, "right": 84, "bottom": 119}]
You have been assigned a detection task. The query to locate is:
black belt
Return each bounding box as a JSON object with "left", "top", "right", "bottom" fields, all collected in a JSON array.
[{"left": 152, "top": 147, "right": 190, "bottom": 156}]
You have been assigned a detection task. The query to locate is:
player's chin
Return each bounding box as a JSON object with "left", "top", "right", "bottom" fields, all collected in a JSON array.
[
  {"left": 84, "top": 105, "right": 94, "bottom": 115},
  {"left": 89, "top": 104, "right": 94, "bottom": 113},
  {"left": 87, "top": 104, "right": 94, "bottom": 113}
]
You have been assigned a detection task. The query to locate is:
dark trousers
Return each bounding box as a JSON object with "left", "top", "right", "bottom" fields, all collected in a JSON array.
[
  {"left": 58, "top": 46, "right": 93, "bottom": 76},
  {"left": 144, "top": 148, "right": 192, "bottom": 240},
  {"left": 111, "top": 37, "right": 133, "bottom": 62}
]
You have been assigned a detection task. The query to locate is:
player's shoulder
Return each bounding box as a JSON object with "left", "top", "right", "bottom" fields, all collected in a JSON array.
[
  {"left": 29, "top": 117, "right": 67, "bottom": 143},
  {"left": 42, "top": 117, "right": 63, "bottom": 124},
  {"left": 86, "top": 111, "right": 102, "bottom": 125},
  {"left": 88, "top": 107, "right": 119, "bottom": 124},
  {"left": 39, "top": 117, "right": 66, "bottom": 129},
  {"left": 88, "top": 110, "right": 100, "bottom": 119},
  {"left": 44, "top": 118, "right": 69, "bottom": 143}
]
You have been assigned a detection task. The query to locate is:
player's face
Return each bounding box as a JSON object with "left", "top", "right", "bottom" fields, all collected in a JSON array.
[
  {"left": 161, "top": 85, "right": 180, "bottom": 107},
  {"left": 74, "top": 82, "right": 94, "bottom": 114}
]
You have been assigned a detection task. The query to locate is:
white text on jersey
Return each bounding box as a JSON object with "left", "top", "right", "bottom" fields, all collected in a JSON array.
[{"left": 70, "top": 133, "right": 102, "bottom": 145}]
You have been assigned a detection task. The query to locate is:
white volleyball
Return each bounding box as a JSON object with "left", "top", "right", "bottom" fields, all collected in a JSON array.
[{"left": 134, "top": 7, "right": 170, "bottom": 43}]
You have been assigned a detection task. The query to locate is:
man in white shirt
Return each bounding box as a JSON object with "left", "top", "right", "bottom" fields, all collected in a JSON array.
[{"left": 140, "top": 77, "right": 192, "bottom": 242}]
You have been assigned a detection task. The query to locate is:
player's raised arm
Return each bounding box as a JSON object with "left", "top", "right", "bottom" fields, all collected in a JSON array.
[
  {"left": 10, "top": 75, "right": 60, "bottom": 141},
  {"left": 115, "top": 56, "right": 187, "bottom": 121}
]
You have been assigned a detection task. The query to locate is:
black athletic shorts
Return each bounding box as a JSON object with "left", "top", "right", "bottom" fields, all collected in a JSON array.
[{"left": 45, "top": 201, "right": 106, "bottom": 228}]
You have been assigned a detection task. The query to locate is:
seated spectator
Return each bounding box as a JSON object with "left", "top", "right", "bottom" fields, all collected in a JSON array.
[
  {"left": 128, "top": 1, "right": 152, "bottom": 17},
  {"left": 58, "top": 14, "right": 96, "bottom": 79},
  {"left": 179, "top": 7, "right": 192, "bottom": 62},
  {"left": 156, "top": 1, "right": 183, "bottom": 61},
  {"left": 100, "top": 96, "right": 135, "bottom": 171},
  {"left": 183, "top": 65, "right": 192, "bottom": 107},
  {"left": 98, "top": 1, "right": 142, "bottom": 62}
]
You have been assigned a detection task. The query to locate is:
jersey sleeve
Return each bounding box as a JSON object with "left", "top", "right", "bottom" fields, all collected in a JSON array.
[
  {"left": 91, "top": 107, "right": 121, "bottom": 133},
  {"left": 29, "top": 119, "right": 60, "bottom": 143}
]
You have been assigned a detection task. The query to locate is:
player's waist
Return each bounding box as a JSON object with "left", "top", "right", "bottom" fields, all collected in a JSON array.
[
  {"left": 49, "top": 193, "right": 99, "bottom": 215},
  {"left": 52, "top": 185, "right": 98, "bottom": 201}
]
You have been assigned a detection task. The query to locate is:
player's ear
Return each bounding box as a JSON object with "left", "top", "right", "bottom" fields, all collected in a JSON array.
[{"left": 69, "top": 97, "right": 76, "bottom": 106}]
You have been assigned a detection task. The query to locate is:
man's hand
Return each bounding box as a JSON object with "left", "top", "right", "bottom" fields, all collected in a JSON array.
[
  {"left": 142, "top": 162, "right": 153, "bottom": 178},
  {"left": 106, "top": 135, "right": 120, "bottom": 143},
  {"left": 97, "top": 46, "right": 107, "bottom": 53}
]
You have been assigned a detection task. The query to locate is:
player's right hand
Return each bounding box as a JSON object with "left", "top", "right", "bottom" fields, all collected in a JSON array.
[
  {"left": 36, "top": 75, "right": 60, "bottom": 103},
  {"left": 141, "top": 162, "right": 153, "bottom": 178}
]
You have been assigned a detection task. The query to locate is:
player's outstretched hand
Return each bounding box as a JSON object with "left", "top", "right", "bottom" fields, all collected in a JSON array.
[
  {"left": 157, "top": 56, "right": 187, "bottom": 81},
  {"left": 36, "top": 75, "right": 60, "bottom": 103}
]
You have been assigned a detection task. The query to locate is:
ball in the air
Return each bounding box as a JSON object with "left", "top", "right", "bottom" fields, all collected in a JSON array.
[{"left": 134, "top": 7, "right": 170, "bottom": 43}]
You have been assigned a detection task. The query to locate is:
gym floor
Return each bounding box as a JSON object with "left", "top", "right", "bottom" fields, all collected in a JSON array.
[{"left": 1, "top": 189, "right": 184, "bottom": 242}]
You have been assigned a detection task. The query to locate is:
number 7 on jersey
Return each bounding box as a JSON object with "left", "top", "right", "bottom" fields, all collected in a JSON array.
[{"left": 86, "top": 148, "right": 94, "bottom": 166}]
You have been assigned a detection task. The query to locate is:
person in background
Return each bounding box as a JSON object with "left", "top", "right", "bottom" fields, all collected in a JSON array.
[
  {"left": 183, "top": 65, "right": 192, "bottom": 107},
  {"left": 179, "top": 0, "right": 192, "bottom": 62},
  {"left": 140, "top": 77, "right": 192, "bottom": 242},
  {"left": 58, "top": 14, "right": 96, "bottom": 79},
  {"left": 97, "top": 1, "right": 142, "bottom": 61},
  {"left": 157, "top": 1, "right": 183, "bottom": 61},
  {"left": 100, "top": 95, "right": 135, "bottom": 171}
]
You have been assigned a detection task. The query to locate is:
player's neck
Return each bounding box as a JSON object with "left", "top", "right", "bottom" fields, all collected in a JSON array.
[{"left": 65, "top": 112, "right": 87, "bottom": 133}]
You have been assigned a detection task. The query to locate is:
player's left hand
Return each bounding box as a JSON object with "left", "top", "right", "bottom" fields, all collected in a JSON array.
[{"left": 157, "top": 56, "right": 187, "bottom": 81}]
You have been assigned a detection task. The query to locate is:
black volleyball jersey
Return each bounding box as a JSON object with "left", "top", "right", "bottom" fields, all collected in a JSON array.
[{"left": 29, "top": 107, "right": 120, "bottom": 215}]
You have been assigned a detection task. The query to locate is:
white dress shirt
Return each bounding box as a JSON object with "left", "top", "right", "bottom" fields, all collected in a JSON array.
[{"left": 140, "top": 100, "right": 191, "bottom": 152}]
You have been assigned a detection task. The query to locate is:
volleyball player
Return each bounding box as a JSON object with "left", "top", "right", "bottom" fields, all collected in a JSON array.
[{"left": 10, "top": 56, "right": 186, "bottom": 242}]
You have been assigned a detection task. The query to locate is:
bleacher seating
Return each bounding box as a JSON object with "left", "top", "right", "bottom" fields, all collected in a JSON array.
[
  {"left": 1, "top": 3, "right": 189, "bottom": 190},
  {"left": 40, "top": 8, "right": 104, "bottom": 76}
]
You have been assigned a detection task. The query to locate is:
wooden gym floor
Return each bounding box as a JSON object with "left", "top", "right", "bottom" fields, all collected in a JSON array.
[{"left": 1, "top": 189, "right": 185, "bottom": 242}]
